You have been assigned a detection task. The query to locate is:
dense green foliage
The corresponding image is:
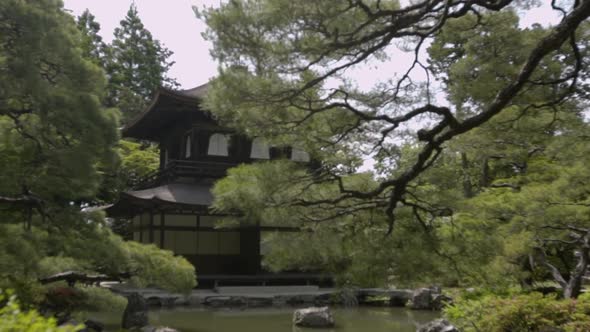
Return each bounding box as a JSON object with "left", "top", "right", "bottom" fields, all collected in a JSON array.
[
  {"left": 75, "top": 6, "right": 168, "bottom": 206},
  {"left": 0, "top": 221, "right": 195, "bottom": 306},
  {"left": 203, "top": 0, "right": 590, "bottom": 295},
  {"left": 74, "top": 286, "right": 127, "bottom": 313},
  {"left": 424, "top": 11, "right": 590, "bottom": 297},
  {"left": 0, "top": 291, "right": 81, "bottom": 332},
  {"left": 442, "top": 114, "right": 590, "bottom": 294},
  {"left": 124, "top": 241, "right": 196, "bottom": 293},
  {"left": 213, "top": 161, "right": 446, "bottom": 287},
  {"left": 117, "top": 140, "right": 160, "bottom": 185},
  {"left": 445, "top": 292, "right": 590, "bottom": 332},
  {"left": 0, "top": 0, "right": 119, "bottom": 205},
  {"left": 96, "top": 139, "right": 160, "bottom": 206},
  {"left": 0, "top": 0, "right": 195, "bottom": 318}
]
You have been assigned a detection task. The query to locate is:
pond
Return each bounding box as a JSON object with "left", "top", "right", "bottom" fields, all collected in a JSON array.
[{"left": 88, "top": 307, "right": 439, "bottom": 332}]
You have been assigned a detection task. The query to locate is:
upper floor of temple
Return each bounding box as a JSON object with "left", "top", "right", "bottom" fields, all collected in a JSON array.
[{"left": 124, "top": 83, "right": 310, "bottom": 189}]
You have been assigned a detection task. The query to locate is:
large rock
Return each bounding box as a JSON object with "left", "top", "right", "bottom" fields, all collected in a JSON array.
[
  {"left": 174, "top": 296, "right": 190, "bottom": 306},
  {"left": 83, "top": 319, "right": 105, "bottom": 332},
  {"left": 389, "top": 290, "right": 413, "bottom": 306},
  {"left": 409, "top": 288, "right": 436, "bottom": 310},
  {"left": 122, "top": 293, "right": 149, "bottom": 329},
  {"left": 409, "top": 287, "right": 453, "bottom": 310},
  {"left": 356, "top": 288, "right": 412, "bottom": 306},
  {"left": 293, "top": 306, "right": 335, "bottom": 328},
  {"left": 431, "top": 294, "right": 453, "bottom": 310},
  {"left": 186, "top": 294, "right": 205, "bottom": 306},
  {"left": 417, "top": 319, "right": 459, "bottom": 332}
]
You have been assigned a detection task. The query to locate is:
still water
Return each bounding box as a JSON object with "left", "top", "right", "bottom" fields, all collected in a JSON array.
[{"left": 89, "top": 307, "right": 439, "bottom": 332}]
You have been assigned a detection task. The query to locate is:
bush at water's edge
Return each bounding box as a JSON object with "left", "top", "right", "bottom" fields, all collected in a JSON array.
[{"left": 444, "top": 292, "right": 590, "bottom": 332}]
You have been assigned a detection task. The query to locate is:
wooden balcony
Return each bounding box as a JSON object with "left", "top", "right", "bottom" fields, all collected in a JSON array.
[{"left": 132, "top": 159, "right": 238, "bottom": 190}]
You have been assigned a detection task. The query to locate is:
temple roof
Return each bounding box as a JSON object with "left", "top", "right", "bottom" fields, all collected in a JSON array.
[
  {"left": 175, "top": 84, "right": 209, "bottom": 99},
  {"left": 124, "top": 183, "right": 213, "bottom": 205},
  {"left": 123, "top": 83, "right": 210, "bottom": 140},
  {"left": 106, "top": 182, "right": 214, "bottom": 216}
]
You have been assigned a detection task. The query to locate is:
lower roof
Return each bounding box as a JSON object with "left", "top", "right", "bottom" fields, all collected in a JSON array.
[{"left": 106, "top": 183, "right": 214, "bottom": 216}]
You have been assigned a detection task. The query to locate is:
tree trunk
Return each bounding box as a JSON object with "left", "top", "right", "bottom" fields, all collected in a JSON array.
[
  {"left": 539, "top": 232, "right": 590, "bottom": 299},
  {"left": 461, "top": 152, "right": 474, "bottom": 198},
  {"left": 479, "top": 157, "right": 490, "bottom": 188},
  {"left": 563, "top": 240, "right": 589, "bottom": 299}
]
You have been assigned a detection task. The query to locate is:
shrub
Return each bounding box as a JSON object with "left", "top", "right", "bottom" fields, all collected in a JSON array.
[
  {"left": 0, "top": 291, "right": 82, "bottom": 332},
  {"left": 444, "top": 292, "right": 590, "bottom": 332},
  {"left": 76, "top": 286, "right": 127, "bottom": 313},
  {"left": 124, "top": 241, "right": 197, "bottom": 293}
]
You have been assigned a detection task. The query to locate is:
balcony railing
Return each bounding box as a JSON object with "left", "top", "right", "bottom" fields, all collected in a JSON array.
[{"left": 131, "top": 159, "right": 238, "bottom": 190}]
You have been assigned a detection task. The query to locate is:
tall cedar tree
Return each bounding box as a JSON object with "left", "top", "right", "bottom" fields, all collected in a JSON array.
[
  {"left": 76, "top": 9, "right": 107, "bottom": 66},
  {"left": 107, "top": 4, "right": 178, "bottom": 122},
  {"left": 75, "top": 8, "right": 164, "bottom": 205}
]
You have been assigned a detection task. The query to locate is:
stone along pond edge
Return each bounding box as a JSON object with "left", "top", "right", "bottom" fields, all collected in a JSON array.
[
  {"left": 76, "top": 287, "right": 452, "bottom": 332},
  {"left": 110, "top": 285, "right": 452, "bottom": 310}
]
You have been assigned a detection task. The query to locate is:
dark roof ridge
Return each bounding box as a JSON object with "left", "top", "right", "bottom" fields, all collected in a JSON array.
[
  {"left": 174, "top": 82, "right": 209, "bottom": 99},
  {"left": 122, "top": 83, "right": 209, "bottom": 136}
]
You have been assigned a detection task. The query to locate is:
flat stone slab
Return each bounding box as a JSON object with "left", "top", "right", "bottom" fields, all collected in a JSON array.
[
  {"left": 357, "top": 288, "right": 413, "bottom": 306},
  {"left": 357, "top": 288, "right": 412, "bottom": 297},
  {"left": 215, "top": 285, "right": 320, "bottom": 294}
]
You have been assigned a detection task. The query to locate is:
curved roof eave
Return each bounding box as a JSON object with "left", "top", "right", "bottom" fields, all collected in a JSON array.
[{"left": 122, "top": 83, "right": 210, "bottom": 139}]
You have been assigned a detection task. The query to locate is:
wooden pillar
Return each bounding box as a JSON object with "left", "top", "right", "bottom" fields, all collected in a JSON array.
[
  {"left": 149, "top": 212, "right": 154, "bottom": 243},
  {"left": 139, "top": 211, "right": 143, "bottom": 243},
  {"left": 195, "top": 214, "right": 199, "bottom": 254},
  {"left": 194, "top": 128, "right": 200, "bottom": 157},
  {"left": 190, "top": 129, "right": 196, "bottom": 160},
  {"left": 160, "top": 212, "right": 165, "bottom": 249},
  {"left": 240, "top": 222, "right": 261, "bottom": 274}
]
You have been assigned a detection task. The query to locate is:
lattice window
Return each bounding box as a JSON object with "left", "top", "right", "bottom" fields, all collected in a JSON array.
[
  {"left": 250, "top": 137, "right": 270, "bottom": 159},
  {"left": 184, "top": 135, "right": 192, "bottom": 158},
  {"left": 291, "top": 147, "right": 310, "bottom": 162},
  {"left": 207, "top": 133, "right": 229, "bottom": 156}
]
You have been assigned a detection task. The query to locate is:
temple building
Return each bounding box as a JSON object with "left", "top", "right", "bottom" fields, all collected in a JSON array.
[{"left": 107, "top": 84, "right": 315, "bottom": 285}]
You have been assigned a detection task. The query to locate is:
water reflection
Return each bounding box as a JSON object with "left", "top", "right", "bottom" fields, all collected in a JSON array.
[
  {"left": 148, "top": 307, "right": 439, "bottom": 332},
  {"left": 88, "top": 306, "right": 439, "bottom": 332}
]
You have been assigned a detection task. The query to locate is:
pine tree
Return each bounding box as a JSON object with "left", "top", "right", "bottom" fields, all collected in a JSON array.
[
  {"left": 200, "top": 1, "right": 590, "bottom": 293},
  {"left": 107, "top": 4, "right": 178, "bottom": 122},
  {"left": 0, "top": 0, "right": 196, "bottom": 308},
  {"left": 77, "top": 9, "right": 108, "bottom": 66},
  {"left": 0, "top": 0, "right": 119, "bottom": 208},
  {"left": 200, "top": 0, "right": 590, "bottom": 235}
]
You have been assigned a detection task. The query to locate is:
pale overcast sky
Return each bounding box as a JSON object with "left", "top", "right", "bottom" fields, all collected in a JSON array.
[
  {"left": 63, "top": 0, "right": 562, "bottom": 90},
  {"left": 63, "top": 0, "right": 220, "bottom": 89}
]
